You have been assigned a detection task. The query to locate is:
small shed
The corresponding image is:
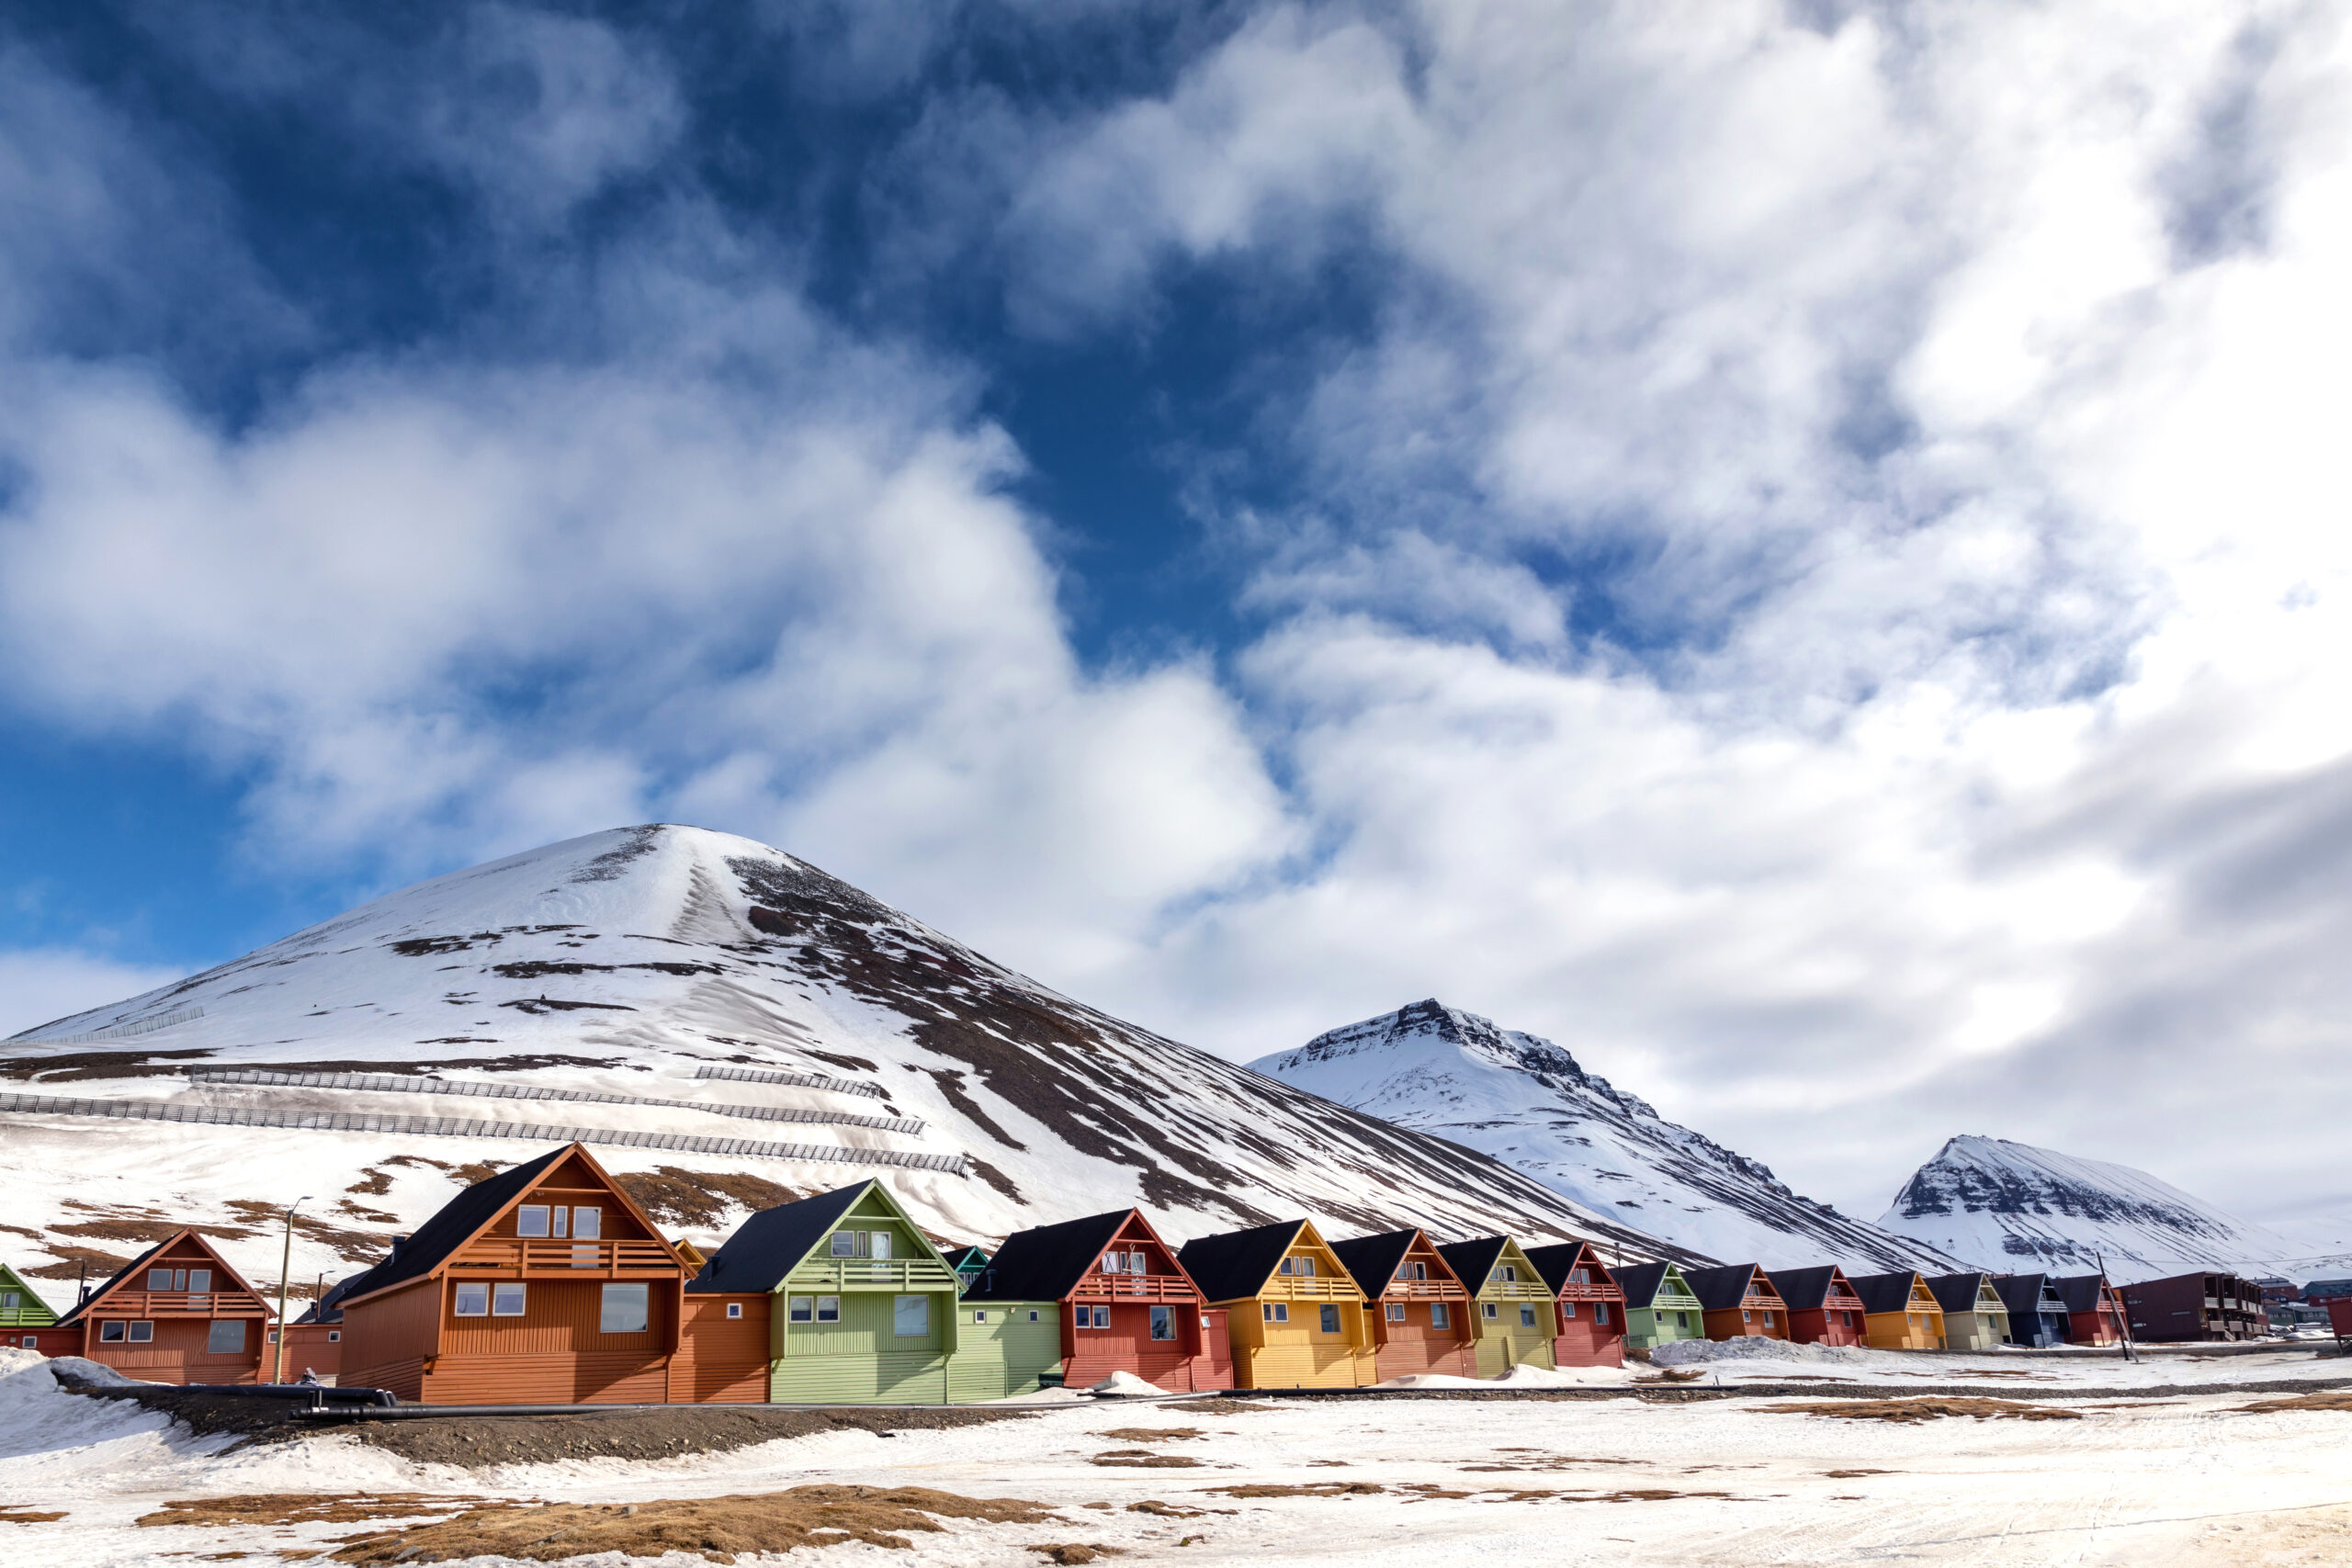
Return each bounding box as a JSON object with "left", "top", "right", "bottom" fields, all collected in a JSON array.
[
  {"left": 1849, "top": 1270, "right": 1945, "bottom": 1349},
  {"left": 1177, "top": 1219, "right": 1376, "bottom": 1389},
  {"left": 1992, "top": 1273, "right": 2070, "bottom": 1347},
  {"left": 1925, "top": 1272, "right": 2011, "bottom": 1350},
  {"left": 47, "top": 1230, "right": 272, "bottom": 1384},
  {"left": 941, "top": 1246, "right": 991, "bottom": 1296},
  {"left": 1765, "top": 1266, "right": 1867, "bottom": 1348},
  {"left": 337, "top": 1142, "right": 694, "bottom": 1404},
  {"left": 2052, "top": 1274, "right": 2126, "bottom": 1345},
  {"left": 1616, "top": 1261, "right": 1706, "bottom": 1351},
  {"left": 1523, "top": 1241, "right": 1626, "bottom": 1367},
  {"left": 1435, "top": 1236, "right": 1560, "bottom": 1376},
  {"left": 1, "top": 1262, "right": 59, "bottom": 1346},
  {"left": 1683, "top": 1264, "right": 1790, "bottom": 1342},
  {"left": 966, "top": 1209, "right": 1227, "bottom": 1393},
  {"left": 1329, "top": 1228, "right": 1476, "bottom": 1381},
  {"left": 274, "top": 1269, "right": 368, "bottom": 1384}
]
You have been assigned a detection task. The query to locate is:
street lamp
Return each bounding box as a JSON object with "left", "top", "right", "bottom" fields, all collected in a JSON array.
[{"left": 272, "top": 1197, "right": 312, "bottom": 1385}]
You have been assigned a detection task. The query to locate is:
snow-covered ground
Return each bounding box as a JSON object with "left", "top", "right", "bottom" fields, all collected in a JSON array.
[{"left": 7, "top": 1346, "right": 2351, "bottom": 1566}]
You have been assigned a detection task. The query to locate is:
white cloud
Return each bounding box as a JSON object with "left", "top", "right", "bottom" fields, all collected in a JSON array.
[{"left": 0, "top": 950, "right": 187, "bottom": 1041}]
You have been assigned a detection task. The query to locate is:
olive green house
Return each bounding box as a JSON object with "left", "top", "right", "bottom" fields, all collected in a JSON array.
[
  {"left": 685, "top": 1180, "right": 1057, "bottom": 1404},
  {"left": 2, "top": 1262, "right": 59, "bottom": 1338},
  {"left": 1615, "top": 1260, "right": 1705, "bottom": 1351}
]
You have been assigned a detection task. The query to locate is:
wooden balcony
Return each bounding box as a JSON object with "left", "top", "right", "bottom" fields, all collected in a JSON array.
[
  {"left": 1268, "top": 1277, "right": 1363, "bottom": 1302},
  {"left": 1383, "top": 1279, "right": 1468, "bottom": 1301},
  {"left": 1557, "top": 1281, "right": 1623, "bottom": 1303},
  {"left": 449, "top": 1238, "right": 684, "bottom": 1277},
  {"left": 789, "top": 1258, "right": 960, "bottom": 1292},
  {"left": 1486, "top": 1280, "right": 1554, "bottom": 1302},
  {"left": 1073, "top": 1274, "right": 1199, "bottom": 1302},
  {"left": 85, "top": 1290, "right": 269, "bottom": 1319}
]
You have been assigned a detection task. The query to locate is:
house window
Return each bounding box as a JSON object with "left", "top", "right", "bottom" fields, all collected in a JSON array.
[
  {"left": 492, "top": 1283, "right": 526, "bottom": 1316},
  {"left": 1562, "top": 1301, "right": 1577, "bottom": 1319},
  {"left": 148, "top": 1269, "right": 179, "bottom": 1292},
  {"left": 831, "top": 1230, "right": 888, "bottom": 1258},
  {"left": 21, "top": 1336, "right": 35, "bottom": 1348},
  {"left": 1675, "top": 1311, "right": 1690, "bottom": 1327},
  {"left": 207, "top": 1320, "right": 245, "bottom": 1355},
  {"left": 1742, "top": 1310, "right": 1752, "bottom": 1323},
  {"left": 2, "top": 1291, "right": 16, "bottom": 1309},
  {"left": 518, "top": 1206, "right": 550, "bottom": 1237},
  {"left": 871, "top": 1232, "right": 892, "bottom": 1259},
  {"left": 328, "top": 1331, "right": 341, "bottom": 1343},
  {"left": 130, "top": 1322, "right": 153, "bottom": 1343},
  {"left": 1386, "top": 1303, "right": 1407, "bottom": 1323},
  {"left": 1277, "top": 1256, "right": 1315, "bottom": 1277},
  {"left": 1520, "top": 1306, "right": 1537, "bottom": 1328},
  {"left": 1572, "top": 1269, "right": 1589, "bottom": 1285},
  {"left": 1595, "top": 1304, "right": 1610, "bottom": 1326},
  {"left": 1028, "top": 1310, "right": 1040, "bottom": 1322},
  {"left": 99, "top": 1321, "right": 126, "bottom": 1343},
  {"left": 1263, "top": 1303, "right": 1289, "bottom": 1324},
  {"left": 973, "top": 1310, "right": 988, "bottom": 1323},
  {"left": 1151, "top": 1305, "right": 1175, "bottom": 1341},
  {"left": 1091, "top": 1305, "right": 1112, "bottom": 1328},
  {"left": 455, "top": 1283, "right": 490, "bottom": 1316},
  {"left": 1483, "top": 1303, "right": 1498, "bottom": 1321},
  {"left": 600, "top": 1283, "right": 650, "bottom": 1334},
  {"left": 1318, "top": 1305, "right": 1340, "bottom": 1334},
  {"left": 789, "top": 1297, "right": 813, "bottom": 1323},
  {"left": 1762, "top": 1312, "right": 1775, "bottom": 1328},
  {"left": 727, "top": 1303, "right": 743, "bottom": 1320},
  {"left": 187, "top": 1270, "right": 212, "bottom": 1294},
  {"left": 572, "top": 1208, "right": 601, "bottom": 1240},
  {"left": 816, "top": 1296, "right": 840, "bottom": 1322},
  {"left": 893, "top": 1295, "right": 930, "bottom": 1337},
  {"left": 1498, "top": 1265, "right": 1517, "bottom": 1283},
  {"left": 1430, "top": 1303, "right": 1450, "bottom": 1330},
  {"left": 1277, "top": 1258, "right": 1291, "bottom": 1274},
  {"left": 1400, "top": 1261, "right": 1427, "bottom": 1280}
]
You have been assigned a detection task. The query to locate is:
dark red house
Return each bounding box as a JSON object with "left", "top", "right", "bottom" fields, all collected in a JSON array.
[
  {"left": 2121, "top": 1270, "right": 2265, "bottom": 1342},
  {"left": 1523, "top": 1241, "right": 1626, "bottom": 1367},
  {"left": 964, "top": 1209, "right": 1231, "bottom": 1393},
  {"left": 2052, "top": 1273, "right": 2128, "bottom": 1344},
  {"left": 43, "top": 1230, "right": 272, "bottom": 1384},
  {"left": 1764, "top": 1265, "right": 1868, "bottom": 1347}
]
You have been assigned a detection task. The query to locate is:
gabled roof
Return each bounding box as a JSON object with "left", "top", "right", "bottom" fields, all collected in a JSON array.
[
  {"left": 688, "top": 1181, "right": 874, "bottom": 1295},
  {"left": 2052, "top": 1274, "right": 2116, "bottom": 1312},
  {"left": 1176, "top": 1220, "right": 1307, "bottom": 1303},
  {"left": 964, "top": 1210, "right": 1148, "bottom": 1303},
  {"left": 1764, "top": 1266, "right": 1854, "bottom": 1311},
  {"left": 0, "top": 1262, "right": 58, "bottom": 1319},
  {"left": 1991, "top": 1273, "right": 2064, "bottom": 1318},
  {"left": 1924, "top": 1271, "right": 2003, "bottom": 1315},
  {"left": 55, "top": 1228, "right": 267, "bottom": 1327},
  {"left": 1435, "top": 1236, "right": 1510, "bottom": 1292},
  {"left": 1615, "top": 1260, "right": 1692, "bottom": 1309},
  {"left": 1523, "top": 1241, "right": 1619, "bottom": 1298},
  {"left": 1682, "top": 1264, "right": 1778, "bottom": 1313},
  {"left": 294, "top": 1268, "right": 376, "bottom": 1326},
  {"left": 341, "top": 1145, "right": 572, "bottom": 1304},
  {"left": 943, "top": 1245, "right": 991, "bottom": 1271},
  {"left": 1329, "top": 1230, "right": 1425, "bottom": 1299},
  {"left": 1848, "top": 1270, "right": 1934, "bottom": 1315}
]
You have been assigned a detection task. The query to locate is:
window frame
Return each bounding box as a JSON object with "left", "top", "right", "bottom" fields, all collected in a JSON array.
[
  {"left": 815, "top": 1295, "right": 840, "bottom": 1323},
  {"left": 1317, "top": 1303, "right": 1340, "bottom": 1335},
  {"left": 99, "top": 1320, "right": 127, "bottom": 1343},
  {"left": 726, "top": 1302, "right": 744, "bottom": 1320},
  {"left": 788, "top": 1296, "right": 814, "bottom": 1323},
  {"left": 1430, "top": 1303, "right": 1450, "bottom": 1330},
  {"left": 1483, "top": 1302, "right": 1498, "bottom": 1321},
  {"left": 892, "top": 1294, "right": 931, "bottom": 1337},
  {"left": 130, "top": 1320, "right": 154, "bottom": 1343},
  {"left": 571, "top": 1206, "right": 600, "bottom": 1240},
  {"left": 454, "top": 1282, "right": 491, "bottom": 1317},
  {"left": 1150, "top": 1304, "right": 1174, "bottom": 1341},
  {"left": 1519, "top": 1304, "right": 1538, "bottom": 1328},
  {"left": 492, "top": 1282, "right": 527, "bottom": 1317},
  {"left": 1263, "top": 1302, "right": 1289, "bottom": 1324},
  {"left": 599, "top": 1282, "right": 650, "bottom": 1335},
  {"left": 1385, "top": 1303, "right": 1406, "bottom": 1322},
  {"left": 516, "top": 1205, "right": 551, "bottom": 1238},
  {"left": 206, "top": 1318, "right": 246, "bottom": 1355}
]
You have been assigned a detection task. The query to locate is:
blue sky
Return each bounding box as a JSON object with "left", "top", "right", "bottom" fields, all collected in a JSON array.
[{"left": 4, "top": 0, "right": 2349, "bottom": 1229}]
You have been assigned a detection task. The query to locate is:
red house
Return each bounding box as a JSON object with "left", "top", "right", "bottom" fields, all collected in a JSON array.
[
  {"left": 1684, "top": 1263, "right": 1790, "bottom": 1340},
  {"left": 336, "top": 1142, "right": 694, "bottom": 1404},
  {"left": 44, "top": 1230, "right": 272, "bottom": 1384},
  {"left": 964, "top": 1209, "right": 1230, "bottom": 1392},
  {"left": 1765, "top": 1266, "right": 1868, "bottom": 1347},
  {"left": 2053, "top": 1273, "right": 2128, "bottom": 1345},
  {"left": 1329, "top": 1228, "right": 1476, "bottom": 1380},
  {"left": 1523, "top": 1241, "right": 1626, "bottom": 1367}
]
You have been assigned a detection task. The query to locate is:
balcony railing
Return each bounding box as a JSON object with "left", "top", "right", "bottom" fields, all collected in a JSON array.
[
  {"left": 790, "top": 1258, "right": 960, "bottom": 1292},
  {"left": 1268, "top": 1277, "right": 1363, "bottom": 1302},
  {"left": 451, "top": 1238, "right": 682, "bottom": 1275},
  {"left": 1074, "top": 1274, "right": 1198, "bottom": 1302},
  {"left": 86, "top": 1290, "right": 267, "bottom": 1318},
  {"left": 1384, "top": 1279, "right": 1468, "bottom": 1301},
  {"left": 1485, "top": 1280, "right": 1554, "bottom": 1301},
  {"left": 1558, "top": 1281, "right": 1623, "bottom": 1302}
]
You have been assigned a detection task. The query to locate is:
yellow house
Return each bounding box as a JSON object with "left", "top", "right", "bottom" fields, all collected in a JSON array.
[
  {"left": 1435, "top": 1236, "right": 1559, "bottom": 1376},
  {"left": 1176, "top": 1219, "right": 1376, "bottom": 1388},
  {"left": 1849, "top": 1269, "right": 1946, "bottom": 1349}
]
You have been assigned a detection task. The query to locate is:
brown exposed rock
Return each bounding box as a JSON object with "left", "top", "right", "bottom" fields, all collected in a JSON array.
[
  {"left": 1761, "top": 1397, "right": 2080, "bottom": 1423},
  {"left": 611, "top": 1168, "right": 800, "bottom": 1230}
]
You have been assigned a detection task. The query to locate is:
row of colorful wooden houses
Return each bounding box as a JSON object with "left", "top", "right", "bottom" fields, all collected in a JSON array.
[{"left": 5, "top": 1142, "right": 2143, "bottom": 1404}]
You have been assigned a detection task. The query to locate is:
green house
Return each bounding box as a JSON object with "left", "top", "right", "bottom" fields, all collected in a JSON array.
[
  {"left": 688, "top": 1181, "right": 1055, "bottom": 1404},
  {"left": 1, "top": 1262, "right": 59, "bottom": 1331},
  {"left": 1616, "top": 1260, "right": 1705, "bottom": 1351}
]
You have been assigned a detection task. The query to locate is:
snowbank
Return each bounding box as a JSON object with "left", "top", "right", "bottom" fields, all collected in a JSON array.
[
  {"left": 1089, "top": 1371, "right": 1168, "bottom": 1397},
  {"left": 0, "top": 1348, "right": 175, "bottom": 1463},
  {"left": 1373, "top": 1363, "right": 1634, "bottom": 1391},
  {"left": 1652, "top": 1337, "right": 1875, "bottom": 1368}
]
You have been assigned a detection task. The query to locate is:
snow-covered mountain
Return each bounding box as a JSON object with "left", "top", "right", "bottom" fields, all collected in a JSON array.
[
  {"left": 0, "top": 826, "right": 1679, "bottom": 1301},
  {"left": 1248, "top": 999, "right": 1957, "bottom": 1271},
  {"left": 1876, "top": 1134, "right": 2343, "bottom": 1281}
]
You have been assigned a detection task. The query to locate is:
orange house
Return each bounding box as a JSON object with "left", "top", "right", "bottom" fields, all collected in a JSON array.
[
  {"left": 44, "top": 1230, "right": 272, "bottom": 1384},
  {"left": 336, "top": 1143, "right": 693, "bottom": 1404},
  {"left": 1329, "top": 1228, "right": 1476, "bottom": 1381},
  {"left": 1524, "top": 1241, "right": 1627, "bottom": 1367},
  {"left": 1683, "top": 1263, "right": 1789, "bottom": 1341}
]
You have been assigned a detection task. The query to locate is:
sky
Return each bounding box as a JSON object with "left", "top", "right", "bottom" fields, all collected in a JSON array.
[{"left": 2, "top": 0, "right": 2347, "bottom": 1235}]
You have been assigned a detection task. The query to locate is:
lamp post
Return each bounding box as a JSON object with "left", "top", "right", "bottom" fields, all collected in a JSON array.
[{"left": 272, "top": 1197, "right": 311, "bottom": 1385}]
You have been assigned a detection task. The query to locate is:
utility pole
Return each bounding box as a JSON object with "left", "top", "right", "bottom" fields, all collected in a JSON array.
[
  {"left": 2096, "top": 1249, "right": 2136, "bottom": 1364},
  {"left": 271, "top": 1197, "right": 312, "bottom": 1385}
]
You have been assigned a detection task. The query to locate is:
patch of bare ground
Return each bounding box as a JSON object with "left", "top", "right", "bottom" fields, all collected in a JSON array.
[
  {"left": 1, "top": 1506, "right": 68, "bottom": 1523},
  {"left": 1636, "top": 1369, "right": 1702, "bottom": 1383},
  {"left": 2237, "top": 1388, "right": 2352, "bottom": 1414},
  {"left": 1099, "top": 1427, "right": 1203, "bottom": 1442},
  {"left": 1091, "top": 1450, "right": 1201, "bottom": 1468},
  {"left": 1761, "top": 1397, "right": 2080, "bottom": 1423},
  {"left": 344, "top": 1170, "right": 392, "bottom": 1197},
  {"left": 1179, "top": 1399, "right": 1280, "bottom": 1415},
  {"left": 1824, "top": 1469, "right": 1892, "bottom": 1478},
  {"left": 25, "top": 1243, "right": 134, "bottom": 1278},
  {"left": 221, "top": 1202, "right": 384, "bottom": 1263},
  {"left": 1205, "top": 1483, "right": 1385, "bottom": 1499},
  {"left": 611, "top": 1168, "right": 801, "bottom": 1229},
  {"left": 1027, "top": 1546, "right": 1125, "bottom": 1563},
  {"left": 137, "top": 1496, "right": 483, "bottom": 1529},
  {"left": 1461, "top": 1457, "right": 1643, "bottom": 1472},
  {"left": 329, "top": 1486, "right": 1062, "bottom": 1564},
  {"left": 1126, "top": 1501, "right": 1234, "bottom": 1519}
]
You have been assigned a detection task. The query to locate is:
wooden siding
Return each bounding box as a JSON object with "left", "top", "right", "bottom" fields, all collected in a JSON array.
[
  {"left": 773, "top": 1350, "right": 950, "bottom": 1404},
  {"left": 947, "top": 1301, "right": 1061, "bottom": 1401},
  {"left": 1057, "top": 1210, "right": 1226, "bottom": 1393},
  {"left": 78, "top": 1314, "right": 265, "bottom": 1386},
  {"left": 1212, "top": 1222, "right": 1376, "bottom": 1389},
  {"left": 339, "top": 1280, "right": 444, "bottom": 1402},
  {"left": 1462, "top": 1243, "right": 1558, "bottom": 1377},
  {"left": 1551, "top": 1297, "right": 1624, "bottom": 1369},
  {"left": 673, "top": 1294, "right": 771, "bottom": 1404},
  {"left": 275, "top": 1323, "right": 345, "bottom": 1382},
  {"left": 1941, "top": 1308, "right": 2009, "bottom": 1351},
  {"left": 0, "top": 1266, "right": 58, "bottom": 1327},
  {"left": 1786, "top": 1303, "right": 1866, "bottom": 1348}
]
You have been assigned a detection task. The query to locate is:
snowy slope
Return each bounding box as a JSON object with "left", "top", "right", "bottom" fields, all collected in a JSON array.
[
  {"left": 1249, "top": 999, "right": 1956, "bottom": 1271},
  {"left": 0, "top": 826, "right": 1677, "bottom": 1303},
  {"left": 1876, "top": 1134, "right": 2343, "bottom": 1280}
]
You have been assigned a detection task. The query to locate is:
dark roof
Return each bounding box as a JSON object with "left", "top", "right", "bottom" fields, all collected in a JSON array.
[
  {"left": 56, "top": 1235, "right": 179, "bottom": 1327},
  {"left": 688, "top": 1182, "right": 872, "bottom": 1295},
  {"left": 1436, "top": 1236, "right": 1513, "bottom": 1294},
  {"left": 295, "top": 1268, "right": 378, "bottom": 1325},
  {"left": 1848, "top": 1270, "right": 1930, "bottom": 1315},
  {"left": 1764, "top": 1266, "right": 1849, "bottom": 1310},
  {"left": 1924, "top": 1272, "right": 1999, "bottom": 1315},
  {"left": 943, "top": 1246, "right": 991, "bottom": 1271},
  {"left": 963, "top": 1211, "right": 1135, "bottom": 1303},
  {"left": 1992, "top": 1273, "right": 2064, "bottom": 1318},
  {"left": 1521, "top": 1242, "right": 1606, "bottom": 1297},
  {"left": 1615, "top": 1260, "right": 1687, "bottom": 1309},
  {"left": 1329, "top": 1230, "right": 1424, "bottom": 1299},
  {"left": 1682, "top": 1264, "right": 1772, "bottom": 1313},
  {"left": 2052, "top": 1274, "right": 2115, "bottom": 1312},
  {"left": 1176, "top": 1221, "right": 1306, "bottom": 1303},
  {"left": 345, "top": 1145, "right": 572, "bottom": 1304}
]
